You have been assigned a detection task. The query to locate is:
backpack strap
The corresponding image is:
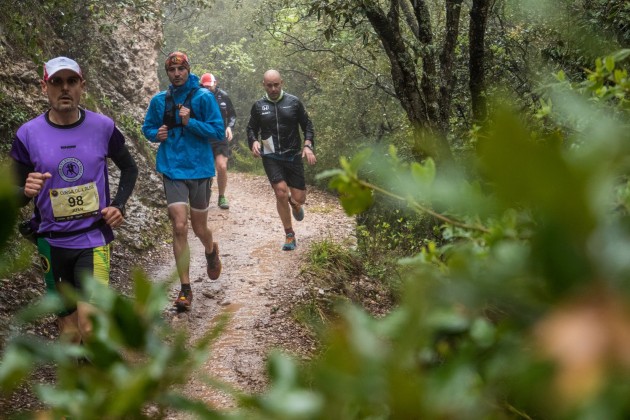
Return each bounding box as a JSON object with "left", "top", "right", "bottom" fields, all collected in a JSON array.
[
  {"left": 162, "top": 89, "right": 177, "bottom": 129},
  {"left": 183, "top": 88, "right": 198, "bottom": 120},
  {"left": 162, "top": 87, "right": 199, "bottom": 129}
]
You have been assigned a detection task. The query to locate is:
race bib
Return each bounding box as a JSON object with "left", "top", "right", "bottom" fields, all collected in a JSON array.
[
  {"left": 262, "top": 136, "right": 275, "bottom": 155},
  {"left": 50, "top": 182, "right": 100, "bottom": 221}
]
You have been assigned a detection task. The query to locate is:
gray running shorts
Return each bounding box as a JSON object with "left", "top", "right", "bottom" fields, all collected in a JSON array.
[{"left": 162, "top": 176, "right": 213, "bottom": 211}]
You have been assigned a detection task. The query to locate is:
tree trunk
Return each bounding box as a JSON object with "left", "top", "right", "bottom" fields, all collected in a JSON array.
[
  {"left": 366, "top": 0, "right": 453, "bottom": 163},
  {"left": 469, "top": 0, "right": 491, "bottom": 123},
  {"left": 439, "top": 0, "right": 464, "bottom": 129}
]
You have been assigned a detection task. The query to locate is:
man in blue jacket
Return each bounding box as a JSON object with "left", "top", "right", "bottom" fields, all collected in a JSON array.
[{"left": 142, "top": 52, "right": 225, "bottom": 311}]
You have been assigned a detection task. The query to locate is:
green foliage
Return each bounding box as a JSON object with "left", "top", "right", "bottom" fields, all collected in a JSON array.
[
  {"left": 535, "top": 48, "right": 630, "bottom": 145},
  {"left": 355, "top": 210, "right": 434, "bottom": 282},
  {"left": 302, "top": 238, "right": 362, "bottom": 291},
  {"left": 0, "top": 94, "right": 33, "bottom": 155},
  {"left": 0, "top": 272, "right": 231, "bottom": 418},
  {"left": 164, "top": 0, "right": 410, "bottom": 187},
  {"left": 575, "top": 0, "right": 630, "bottom": 49},
  {"left": 230, "top": 147, "right": 265, "bottom": 175},
  {"left": 0, "top": 164, "right": 19, "bottom": 261},
  {"left": 0, "top": 175, "right": 17, "bottom": 225},
  {"left": 311, "top": 53, "right": 630, "bottom": 417},
  {"left": 322, "top": 149, "right": 374, "bottom": 215},
  {"left": 567, "top": 49, "right": 629, "bottom": 110}
]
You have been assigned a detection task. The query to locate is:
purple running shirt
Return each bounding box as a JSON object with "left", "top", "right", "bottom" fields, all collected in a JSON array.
[{"left": 11, "top": 109, "right": 125, "bottom": 249}]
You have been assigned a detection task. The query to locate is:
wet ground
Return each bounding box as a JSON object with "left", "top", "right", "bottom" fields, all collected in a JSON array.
[{"left": 145, "top": 172, "right": 356, "bottom": 414}]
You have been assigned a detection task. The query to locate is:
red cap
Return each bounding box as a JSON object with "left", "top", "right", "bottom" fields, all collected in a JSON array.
[{"left": 200, "top": 73, "right": 217, "bottom": 87}]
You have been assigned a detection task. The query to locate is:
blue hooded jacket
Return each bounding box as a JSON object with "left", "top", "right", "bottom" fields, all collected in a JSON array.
[{"left": 142, "top": 73, "right": 225, "bottom": 180}]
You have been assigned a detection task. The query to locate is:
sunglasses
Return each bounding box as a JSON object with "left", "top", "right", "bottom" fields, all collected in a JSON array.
[{"left": 46, "top": 76, "right": 82, "bottom": 87}]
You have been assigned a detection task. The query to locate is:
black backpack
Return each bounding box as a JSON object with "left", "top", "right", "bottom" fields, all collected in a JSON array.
[{"left": 162, "top": 87, "right": 199, "bottom": 129}]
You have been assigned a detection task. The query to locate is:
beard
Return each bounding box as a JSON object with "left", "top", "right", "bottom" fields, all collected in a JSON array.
[{"left": 52, "top": 99, "right": 78, "bottom": 113}]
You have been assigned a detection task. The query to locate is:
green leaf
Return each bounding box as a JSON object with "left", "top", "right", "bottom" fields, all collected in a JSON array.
[
  {"left": 605, "top": 56, "right": 615, "bottom": 72},
  {"left": 346, "top": 148, "right": 373, "bottom": 174},
  {"left": 469, "top": 318, "right": 495, "bottom": 348},
  {"left": 329, "top": 176, "right": 374, "bottom": 215},
  {"left": 267, "top": 352, "right": 298, "bottom": 386},
  {"left": 316, "top": 168, "right": 344, "bottom": 181},
  {"left": 133, "top": 271, "right": 152, "bottom": 306},
  {"left": 0, "top": 346, "right": 33, "bottom": 392},
  {"left": 410, "top": 158, "right": 436, "bottom": 185},
  {"left": 555, "top": 70, "right": 566, "bottom": 81},
  {"left": 264, "top": 389, "right": 323, "bottom": 417},
  {"left": 612, "top": 49, "right": 630, "bottom": 62},
  {"left": 426, "top": 309, "right": 469, "bottom": 334},
  {"left": 477, "top": 109, "right": 594, "bottom": 237},
  {"left": 0, "top": 165, "right": 18, "bottom": 251},
  {"left": 112, "top": 297, "right": 146, "bottom": 349}
]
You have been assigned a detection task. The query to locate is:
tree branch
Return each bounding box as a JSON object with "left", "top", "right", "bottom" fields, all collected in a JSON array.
[{"left": 358, "top": 178, "right": 492, "bottom": 234}]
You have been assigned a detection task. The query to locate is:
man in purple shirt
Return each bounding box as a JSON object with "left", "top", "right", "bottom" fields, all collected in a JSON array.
[{"left": 11, "top": 56, "right": 138, "bottom": 344}]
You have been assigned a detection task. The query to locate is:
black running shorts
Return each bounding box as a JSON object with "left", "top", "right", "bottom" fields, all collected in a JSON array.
[
  {"left": 37, "top": 239, "right": 111, "bottom": 317},
  {"left": 212, "top": 139, "right": 230, "bottom": 158},
  {"left": 262, "top": 156, "right": 306, "bottom": 190}
]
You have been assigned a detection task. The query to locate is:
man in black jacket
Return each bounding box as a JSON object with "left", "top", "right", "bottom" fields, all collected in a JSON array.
[
  {"left": 247, "top": 69, "right": 316, "bottom": 251},
  {"left": 200, "top": 73, "right": 236, "bottom": 209}
]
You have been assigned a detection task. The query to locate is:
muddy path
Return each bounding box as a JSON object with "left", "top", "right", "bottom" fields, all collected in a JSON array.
[{"left": 145, "top": 171, "right": 355, "bottom": 414}]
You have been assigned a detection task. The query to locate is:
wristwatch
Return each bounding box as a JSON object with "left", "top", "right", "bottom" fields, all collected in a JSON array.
[{"left": 304, "top": 143, "right": 313, "bottom": 151}]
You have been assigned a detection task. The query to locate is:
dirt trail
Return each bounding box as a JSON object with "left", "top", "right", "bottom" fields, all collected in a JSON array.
[{"left": 146, "top": 172, "right": 355, "bottom": 415}]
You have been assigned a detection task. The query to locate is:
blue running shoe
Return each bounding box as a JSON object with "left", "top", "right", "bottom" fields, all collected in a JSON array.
[
  {"left": 282, "top": 233, "right": 297, "bottom": 251},
  {"left": 289, "top": 198, "right": 304, "bottom": 221}
]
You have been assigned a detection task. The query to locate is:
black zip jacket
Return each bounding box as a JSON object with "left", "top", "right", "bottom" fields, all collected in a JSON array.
[
  {"left": 213, "top": 88, "right": 236, "bottom": 129},
  {"left": 246, "top": 92, "right": 314, "bottom": 157}
]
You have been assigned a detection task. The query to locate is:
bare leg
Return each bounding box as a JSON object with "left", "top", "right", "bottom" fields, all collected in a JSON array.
[
  {"left": 215, "top": 154, "right": 228, "bottom": 197},
  {"left": 271, "top": 181, "right": 292, "bottom": 230},
  {"left": 76, "top": 301, "right": 96, "bottom": 341},
  {"left": 168, "top": 204, "right": 191, "bottom": 285},
  {"left": 58, "top": 311, "right": 81, "bottom": 343},
  {"left": 190, "top": 208, "right": 215, "bottom": 254},
  {"left": 289, "top": 187, "right": 306, "bottom": 207}
]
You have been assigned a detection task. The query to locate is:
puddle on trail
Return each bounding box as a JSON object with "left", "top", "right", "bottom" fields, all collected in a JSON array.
[{"left": 210, "top": 302, "right": 243, "bottom": 324}]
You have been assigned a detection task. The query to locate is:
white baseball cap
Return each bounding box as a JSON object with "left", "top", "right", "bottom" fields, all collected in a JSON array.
[{"left": 44, "top": 56, "right": 82, "bottom": 81}]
